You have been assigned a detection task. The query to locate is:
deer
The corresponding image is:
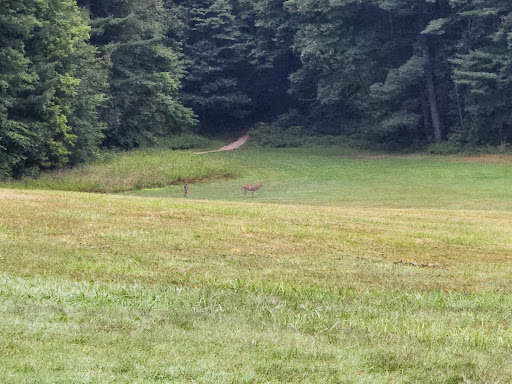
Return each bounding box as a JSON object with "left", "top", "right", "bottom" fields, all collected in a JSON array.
[
  {"left": 242, "top": 183, "right": 263, "bottom": 196},
  {"left": 184, "top": 183, "right": 189, "bottom": 197}
]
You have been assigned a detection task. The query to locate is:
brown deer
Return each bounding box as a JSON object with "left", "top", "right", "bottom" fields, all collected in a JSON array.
[
  {"left": 242, "top": 183, "right": 263, "bottom": 196},
  {"left": 184, "top": 183, "right": 189, "bottom": 197}
]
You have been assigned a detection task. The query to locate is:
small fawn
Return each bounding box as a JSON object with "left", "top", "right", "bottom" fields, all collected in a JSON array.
[{"left": 242, "top": 183, "right": 263, "bottom": 195}]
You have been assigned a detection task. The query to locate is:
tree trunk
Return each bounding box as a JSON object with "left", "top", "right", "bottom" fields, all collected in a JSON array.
[
  {"left": 421, "top": 88, "right": 430, "bottom": 138},
  {"left": 419, "top": 36, "right": 443, "bottom": 142}
]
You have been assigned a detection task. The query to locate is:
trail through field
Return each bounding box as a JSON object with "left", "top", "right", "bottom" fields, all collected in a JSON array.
[{"left": 195, "top": 134, "right": 249, "bottom": 154}]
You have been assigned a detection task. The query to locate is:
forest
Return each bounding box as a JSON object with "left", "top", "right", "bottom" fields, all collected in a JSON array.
[{"left": 2, "top": 0, "right": 512, "bottom": 177}]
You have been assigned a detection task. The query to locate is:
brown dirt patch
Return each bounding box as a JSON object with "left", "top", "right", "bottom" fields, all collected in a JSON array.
[{"left": 195, "top": 134, "right": 249, "bottom": 154}]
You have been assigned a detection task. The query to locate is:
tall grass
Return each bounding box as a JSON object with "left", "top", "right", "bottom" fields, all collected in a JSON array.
[
  {"left": 2, "top": 272, "right": 512, "bottom": 383},
  {"left": 2, "top": 149, "right": 237, "bottom": 193}
]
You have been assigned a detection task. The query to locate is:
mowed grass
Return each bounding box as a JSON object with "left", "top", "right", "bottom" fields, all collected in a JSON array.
[
  {"left": 133, "top": 147, "right": 512, "bottom": 210},
  {"left": 2, "top": 147, "right": 512, "bottom": 383}
]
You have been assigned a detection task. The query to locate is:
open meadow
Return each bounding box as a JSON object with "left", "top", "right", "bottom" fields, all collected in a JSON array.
[{"left": 1, "top": 147, "right": 512, "bottom": 383}]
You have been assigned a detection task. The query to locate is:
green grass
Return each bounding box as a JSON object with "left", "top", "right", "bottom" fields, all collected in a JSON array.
[
  {"left": 152, "top": 133, "right": 225, "bottom": 150},
  {"left": 3, "top": 273, "right": 512, "bottom": 383},
  {"left": 2, "top": 147, "right": 512, "bottom": 383},
  {"left": 1, "top": 148, "right": 235, "bottom": 193},
  {"left": 132, "top": 147, "right": 512, "bottom": 210}
]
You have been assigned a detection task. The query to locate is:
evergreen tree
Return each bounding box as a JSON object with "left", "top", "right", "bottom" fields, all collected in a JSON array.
[
  {"left": 0, "top": 0, "right": 107, "bottom": 177},
  {"left": 450, "top": 2, "right": 512, "bottom": 144},
  {"left": 239, "top": 0, "right": 299, "bottom": 120},
  {"left": 367, "top": 56, "right": 426, "bottom": 143},
  {"left": 81, "top": 0, "right": 196, "bottom": 148},
  {"left": 365, "top": 0, "right": 448, "bottom": 144},
  {"left": 0, "top": 0, "right": 39, "bottom": 177},
  {"left": 66, "top": 29, "right": 109, "bottom": 165},
  {"left": 176, "top": 0, "right": 252, "bottom": 132},
  {"left": 286, "top": 0, "right": 388, "bottom": 136},
  {"left": 286, "top": 0, "right": 456, "bottom": 144}
]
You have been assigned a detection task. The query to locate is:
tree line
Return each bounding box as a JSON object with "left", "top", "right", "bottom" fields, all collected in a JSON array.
[{"left": 2, "top": 0, "right": 512, "bottom": 177}]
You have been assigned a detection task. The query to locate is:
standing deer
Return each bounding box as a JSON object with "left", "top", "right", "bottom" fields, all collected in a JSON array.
[
  {"left": 242, "top": 183, "right": 263, "bottom": 196},
  {"left": 184, "top": 183, "right": 189, "bottom": 197}
]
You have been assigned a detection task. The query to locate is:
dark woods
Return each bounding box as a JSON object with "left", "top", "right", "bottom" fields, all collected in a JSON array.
[{"left": 2, "top": 0, "right": 512, "bottom": 177}]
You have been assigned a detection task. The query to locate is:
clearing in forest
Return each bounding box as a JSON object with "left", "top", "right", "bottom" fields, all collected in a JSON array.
[{"left": 2, "top": 147, "right": 512, "bottom": 383}]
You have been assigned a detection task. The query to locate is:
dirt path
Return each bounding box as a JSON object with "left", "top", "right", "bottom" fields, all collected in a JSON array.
[{"left": 195, "top": 134, "right": 249, "bottom": 154}]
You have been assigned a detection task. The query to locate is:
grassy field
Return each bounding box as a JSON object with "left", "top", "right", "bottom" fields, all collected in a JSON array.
[
  {"left": 2, "top": 147, "right": 512, "bottom": 383},
  {"left": 132, "top": 147, "right": 512, "bottom": 210}
]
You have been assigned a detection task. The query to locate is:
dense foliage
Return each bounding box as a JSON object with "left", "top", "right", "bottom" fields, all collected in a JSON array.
[
  {"left": 78, "top": 0, "right": 196, "bottom": 149},
  {"left": 2, "top": 0, "right": 512, "bottom": 176},
  {"left": 0, "top": 0, "right": 107, "bottom": 177},
  {"left": 285, "top": 0, "right": 512, "bottom": 147}
]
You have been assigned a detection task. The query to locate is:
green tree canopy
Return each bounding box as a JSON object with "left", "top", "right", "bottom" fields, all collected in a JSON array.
[
  {"left": 1, "top": 0, "right": 107, "bottom": 177},
  {"left": 81, "top": 0, "right": 196, "bottom": 148}
]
